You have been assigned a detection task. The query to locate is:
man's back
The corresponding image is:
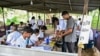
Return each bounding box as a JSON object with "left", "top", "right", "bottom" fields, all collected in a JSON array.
[{"left": 6, "top": 31, "right": 21, "bottom": 45}]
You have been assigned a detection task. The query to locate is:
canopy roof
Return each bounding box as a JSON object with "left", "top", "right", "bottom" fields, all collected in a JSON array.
[{"left": 0, "top": 0, "right": 100, "bottom": 13}]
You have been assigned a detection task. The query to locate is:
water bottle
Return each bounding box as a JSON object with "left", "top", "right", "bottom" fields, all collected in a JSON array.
[{"left": 46, "top": 36, "right": 49, "bottom": 45}]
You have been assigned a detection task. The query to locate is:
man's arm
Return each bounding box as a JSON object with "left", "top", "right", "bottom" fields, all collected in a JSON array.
[
  {"left": 62, "top": 28, "right": 73, "bottom": 37},
  {"left": 60, "top": 18, "right": 75, "bottom": 37}
]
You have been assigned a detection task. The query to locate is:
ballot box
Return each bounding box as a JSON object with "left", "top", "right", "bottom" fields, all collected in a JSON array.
[{"left": 0, "top": 45, "right": 77, "bottom": 56}]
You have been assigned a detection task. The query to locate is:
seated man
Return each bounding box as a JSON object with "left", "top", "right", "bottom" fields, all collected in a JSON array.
[
  {"left": 18, "top": 22, "right": 25, "bottom": 30},
  {"left": 6, "top": 25, "right": 21, "bottom": 46},
  {"left": 38, "top": 26, "right": 47, "bottom": 38},
  {"left": 14, "top": 27, "right": 33, "bottom": 48},
  {"left": 28, "top": 29, "right": 40, "bottom": 46}
]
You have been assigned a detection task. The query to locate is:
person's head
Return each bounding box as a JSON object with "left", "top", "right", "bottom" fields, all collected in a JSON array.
[
  {"left": 11, "top": 25, "right": 18, "bottom": 31},
  {"left": 31, "top": 16, "right": 35, "bottom": 20},
  {"left": 40, "top": 26, "right": 47, "bottom": 32},
  {"left": 38, "top": 16, "right": 41, "bottom": 19},
  {"left": 53, "top": 15, "right": 55, "bottom": 17},
  {"left": 33, "top": 29, "right": 39, "bottom": 36},
  {"left": 22, "top": 27, "right": 33, "bottom": 39},
  {"left": 20, "top": 22, "right": 24, "bottom": 25},
  {"left": 62, "top": 11, "right": 70, "bottom": 20},
  {"left": 78, "top": 18, "right": 81, "bottom": 21},
  {"left": 40, "top": 26, "right": 46, "bottom": 32},
  {"left": 10, "top": 22, "right": 15, "bottom": 26},
  {"left": 55, "top": 18, "right": 59, "bottom": 25}
]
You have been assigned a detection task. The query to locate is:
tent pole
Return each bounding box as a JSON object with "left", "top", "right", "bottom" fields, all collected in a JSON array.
[
  {"left": 1, "top": 7, "right": 6, "bottom": 35},
  {"left": 43, "top": 0, "right": 46, "bottom": 25},
  {"left": 32, "top": 12, "right": 33, "bottom": 16},
  {"left": 78, "top": 0, "right": 89, "bottom": 56},
  {"left": 44, "top": 11, "right": 45, "bottom": 25},
  {"left": 96, "top": 7, "right": 100, "bottom": 30}
]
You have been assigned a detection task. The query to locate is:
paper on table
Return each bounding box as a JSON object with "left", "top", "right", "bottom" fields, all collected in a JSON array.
[{"left": 31, "top": 47, "right": 44, "bottom": 51}]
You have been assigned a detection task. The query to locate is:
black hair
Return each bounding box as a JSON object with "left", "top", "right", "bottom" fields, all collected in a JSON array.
[
  {"left": 20, "top": 22, "right": 24, "bottom": 25},
  {"left": 41, "top": 26, "right": 47, "bottom": 30},
  {"left": 62, "top": 11, "right": 69, "bottom": 16},
  {"left": 32, "top": 16, "right": 35, "bottom": 19},
  {"left": 10, "top": 22, "right": 15, "bottom": 26},
  {"left": 33, "top": 29, "right": 39, "bottom": 34},
  {"left": 78, "top": 18, "right": 81, "bottom": 20},
  {"left": 23, "top": 26, "right": 33, "bottom": 34}
]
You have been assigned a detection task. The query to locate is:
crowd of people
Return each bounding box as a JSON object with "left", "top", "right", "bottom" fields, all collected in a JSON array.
[{"left": 0, "top": 11, "right": 99, "bottom": 54}]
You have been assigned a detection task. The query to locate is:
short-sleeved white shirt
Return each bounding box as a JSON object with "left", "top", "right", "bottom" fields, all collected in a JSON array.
[
  {"left": 29, "top": 19, "right": 35, "bottom": 25},
  {"left": 37, "top": 19, "right": 43, "bottom": 25},
  {"left": 14, "top": 36, "right": 27, "bottom": 48},
  {"left": 31, "top": 24, "right": 38, "bottom": 30},
  {"left": 58, "top": 19, "right": 67, "bottom": 31},
  {"left": 6, "top": 31, "right": 21, "bottom": 46},
  {"left": 29, "top": 34, "right": 39, "bottom": 45}
]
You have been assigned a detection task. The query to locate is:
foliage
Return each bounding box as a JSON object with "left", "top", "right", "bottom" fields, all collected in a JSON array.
[
  {"left": 90, "top": 9, "right": 100, "bottom": 29},
  {"left": 6, "top": 16, "right": 20, "bottom": 25}
]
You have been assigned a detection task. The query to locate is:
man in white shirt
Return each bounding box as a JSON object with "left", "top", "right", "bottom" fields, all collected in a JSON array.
[
  {"left": 83, "top": 29, "right": 94, "bottom": 49},
  {"left": 37, "top": 16, "right": 43, "bottom": 29},
  {"left": 89, "top": 29, "right": 93, "bottom": 41},
  {"left": 38, "top": 26, "right": 47, "bottom": 38},
  {"left": 31, "top": 23, "right": 38, "bottom": 30},
  {"left": 76, "top": 18, "right": 81, "bottom": 37},
  {"left": 14, "top": 27, "right": 33, "bottom": 48},
  {"left": 6, "top": 25, "right": 21, "bottom": 46},
  {"left": 29, "top": 16, "right": 35, "bottom": 26},
  {"left": 28, "top": 29, "right": 40, "bottom": 46}
]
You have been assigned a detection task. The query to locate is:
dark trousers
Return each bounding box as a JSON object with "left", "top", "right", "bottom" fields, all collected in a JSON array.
[
  {"left": 62, "top": 37, "right": 66, "bottom": 52},
  {"left": 62, "top": 37, "right": 75, "bottom": 53},
  {"left": 66, "top": 42, "right": 75, "bottom": 53}
]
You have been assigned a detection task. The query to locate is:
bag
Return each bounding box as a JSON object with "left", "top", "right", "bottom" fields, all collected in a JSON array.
[
  {"left": 55, "top": 38, "right": 63, "bottom": 48},
  {"left": 55, "top": 41, "right": 63, "bottom": 48}
]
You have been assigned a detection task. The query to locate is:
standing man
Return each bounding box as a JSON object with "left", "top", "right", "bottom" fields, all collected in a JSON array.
[
  {"left": 37, "top": 16, "right": 43, "bottom": 29},
  {"left": 29, "top": 16, "right": 35, "bottom": 26},
  {"left": 51, "top": 15, "right": 58, "bottom": 29},
  {"left": 59, "top": 11, "right": 76, "bottom": 53}
]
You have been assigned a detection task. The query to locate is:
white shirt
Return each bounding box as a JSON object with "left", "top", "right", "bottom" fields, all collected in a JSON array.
[
  {"left": 58, "top": 19, "right": 67, "bottom": 31},
  {"left": 56, "top": 25, "right": 60, "bottom": 31},
  {"left": 89, "top": 29, "right": 93, "bottom": 40},
  {"left": 31, "top": 24, "right": 38, "bottom": 30},
  {"left": 77, "top": 20, "right": 81, "bottom": 26},
  {"left": 37, "top": 19, "right": 43, "bottom": 25},
  {"left": 29, "top": 19, "right": 35, "bottom": 25},
  {"left": 29, "top": 34, "right": 39, "bottom": 45},
  {"left": 6, "top": 31, "right": 21, "bottom": 46},
  {"left": 14, "top": 36, "right": 27, "bottom": 48},
  {"left": 76, "top": 20, "right": 81, "bottom": 36},
  {"left": 38, "top": 30, "right": 44, "bottom": 38}
]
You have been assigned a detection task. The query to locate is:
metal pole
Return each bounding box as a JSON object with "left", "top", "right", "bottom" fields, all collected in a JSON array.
[
  {"left": 1, "top": 7, "right": 6, "bottom": 34},
  {"left": 96, "top": 7, "right": 100, "bottom": 30}
]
